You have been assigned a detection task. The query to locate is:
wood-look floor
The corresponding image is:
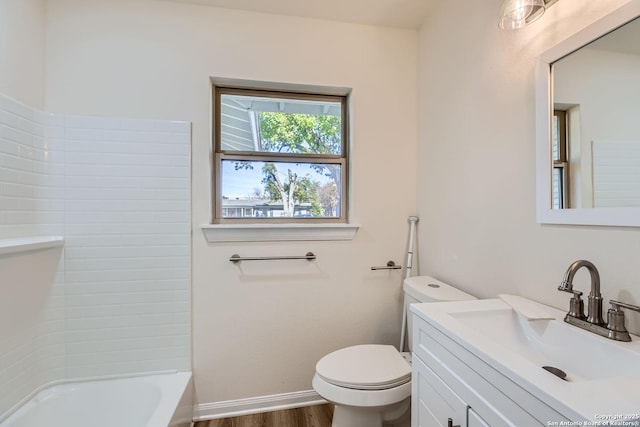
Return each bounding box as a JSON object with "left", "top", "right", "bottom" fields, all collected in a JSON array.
[{"left": 195, "top": 404, "right": 334, "bottom": 427}]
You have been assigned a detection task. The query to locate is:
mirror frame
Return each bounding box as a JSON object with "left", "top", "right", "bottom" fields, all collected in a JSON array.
[{"left": 536, "top": 0, "right": 640, "bottom": 226}]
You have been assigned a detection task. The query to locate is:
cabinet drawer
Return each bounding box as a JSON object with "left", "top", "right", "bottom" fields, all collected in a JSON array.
[{"left": 413, "top": 356, "right": 467, "bottom": 427}]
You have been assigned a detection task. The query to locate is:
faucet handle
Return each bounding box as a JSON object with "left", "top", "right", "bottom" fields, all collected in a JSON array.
[
  {"left": 567, "top": 291, "right": 585, "bottom": 319},
  {"left": 606, "top": 300, "right": 640, "bottom": 342},
  {"left": 558, "top": 288, "right": 585, "bottom": 319},
  {"left": 610, "top": 300, "right": 640, "bottom": 313}
]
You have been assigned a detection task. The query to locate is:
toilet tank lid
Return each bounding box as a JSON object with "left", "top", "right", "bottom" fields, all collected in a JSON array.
[{"left": 403, "top": 276, "right": 476, "bottom": 302}]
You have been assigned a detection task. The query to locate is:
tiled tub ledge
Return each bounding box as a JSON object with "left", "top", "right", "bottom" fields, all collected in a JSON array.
[
  {"left": 201, "top": 223, "right": 360, "bottom": 242},
  {"left": 0, "top": 236, "right": 64, "bottom": 256}
]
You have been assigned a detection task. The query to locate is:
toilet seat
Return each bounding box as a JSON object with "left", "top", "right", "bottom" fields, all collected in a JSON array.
[{"left": 315, "top": 344, "right": 411, "bottom": 391}]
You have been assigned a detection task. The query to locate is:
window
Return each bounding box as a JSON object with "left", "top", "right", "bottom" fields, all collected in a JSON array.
[
  {"left": 213, "top": 85, "right": 348, "bottom": 223},
  {"left": 552, "top": 110, "right": 569, "bottom": 209}
]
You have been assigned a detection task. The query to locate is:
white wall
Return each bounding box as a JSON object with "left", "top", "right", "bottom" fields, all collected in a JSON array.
[
  {"left": 417, "top": 0, "right": 640, "bottom": 333},
  {"left": 555, "top": 48, "right": 640, "bottom": 143},
  {"left": 44, "top": 0, "right": 418, "bottom": 408},
  {"left": 0, "top": 0, "right": 45, "bottom": 108}
]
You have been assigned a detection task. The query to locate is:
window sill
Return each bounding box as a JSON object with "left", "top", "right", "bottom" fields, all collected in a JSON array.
[{"left": 200, "top": 223, "right": 359, "bottom": 243}]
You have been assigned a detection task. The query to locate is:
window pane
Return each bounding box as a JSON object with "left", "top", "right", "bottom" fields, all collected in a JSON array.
[
  {"left": 552, "top": 114, "right": 560, "bottom": 161},
  {"left": 221, "top": 159, "right": 342, "bottom": 218},
  {"left": 552, "top": 167, "right": 563, "bottom": 209},
  {"left": 220, "top": 94, "right": 342, "bottom": 155}
]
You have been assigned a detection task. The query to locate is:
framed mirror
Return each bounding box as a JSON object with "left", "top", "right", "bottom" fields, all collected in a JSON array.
[{"left": 536, "top": 0, "right": 640, "bottom": 226}]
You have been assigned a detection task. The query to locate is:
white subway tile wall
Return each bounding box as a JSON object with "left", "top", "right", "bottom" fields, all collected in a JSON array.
[
  {"left": 0, "top": 92, "right": 191, "bottom": 418},
  {"left": 0, "top": 94, "right": 65, "bottom": 417},
  {"left": 0, "top": 95, "right": 64, "bottom": 239},
  {"left": 62, "top": 115, "right": 191, "bottom": 379}
]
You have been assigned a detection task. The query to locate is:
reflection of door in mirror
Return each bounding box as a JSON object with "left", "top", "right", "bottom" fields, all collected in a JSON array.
[{"left": 552, "top": 16, "right": 640, "bottom": 209}]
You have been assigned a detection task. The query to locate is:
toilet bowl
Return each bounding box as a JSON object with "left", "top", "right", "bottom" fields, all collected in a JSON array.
[
  {"left": 313, "top": 344, "right": 411, "bottom": 427},
  {"left": 312, "top": 276, "right": 475, "bottom": 427}
]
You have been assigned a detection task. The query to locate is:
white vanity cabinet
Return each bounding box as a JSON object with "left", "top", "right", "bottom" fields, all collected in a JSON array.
[
  {"left": 413, "top": 355, "right": 466, "bottom": 427},
  {"left": 411, "top": 314, "right": 570, "bottom": 427}
]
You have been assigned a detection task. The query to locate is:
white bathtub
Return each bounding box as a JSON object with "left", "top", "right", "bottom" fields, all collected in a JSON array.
[{"left": 0, "top": 372, "right": 192, "bottom": 427}]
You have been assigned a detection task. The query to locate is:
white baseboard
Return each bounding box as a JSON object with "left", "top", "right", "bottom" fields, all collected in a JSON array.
[{"left": 193, "top": 389, "right": 327, "bottom": 421}]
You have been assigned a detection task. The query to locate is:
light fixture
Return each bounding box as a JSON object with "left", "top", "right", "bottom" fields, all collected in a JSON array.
[{"left": 498, "top": 0, "right": 557, "bottom": 30}]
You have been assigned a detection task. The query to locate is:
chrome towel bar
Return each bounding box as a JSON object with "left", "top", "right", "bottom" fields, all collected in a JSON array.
[
  {"left": 229, "top": 252, "right": 316, "bottom": 263},
  {"left": 371, "top": 260, "right": 402, "bottom": 270}
]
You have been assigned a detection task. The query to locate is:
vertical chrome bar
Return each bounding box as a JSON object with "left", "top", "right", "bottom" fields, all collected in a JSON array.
[{"left": 400, "top": 216, "right": 419, "bottom": 352}]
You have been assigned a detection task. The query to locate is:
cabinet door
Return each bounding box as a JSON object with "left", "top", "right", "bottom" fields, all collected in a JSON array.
[
  {"left": 413, "top": 356, "right": 467, "bottom": 427},
  {"left": 414, "top": 316, "right": 553, "bottom": 426},
  {"left": 468, "top": 408, "right": 490, "bottom": 427}
]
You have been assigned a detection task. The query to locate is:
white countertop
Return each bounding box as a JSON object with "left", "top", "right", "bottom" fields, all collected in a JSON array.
[{"left": 411, "top": 298, "right": 640, "bottom": 422}]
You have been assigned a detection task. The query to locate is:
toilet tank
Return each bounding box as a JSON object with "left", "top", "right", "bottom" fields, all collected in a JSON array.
[{"left": 403, "top": 276, "right": 476, "bottom": 351}]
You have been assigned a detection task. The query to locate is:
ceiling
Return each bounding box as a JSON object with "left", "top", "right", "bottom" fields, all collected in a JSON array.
[{"left": 162, "top": 0, "right": 435, "bottom": 29}]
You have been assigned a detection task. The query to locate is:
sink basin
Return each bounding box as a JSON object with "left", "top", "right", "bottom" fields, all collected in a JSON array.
[
  {"left": 411, "top": 297, "right": 640, "bottom": 420},
  {"left": 450, "top": 307, "right": 640, "bottom": 382}
]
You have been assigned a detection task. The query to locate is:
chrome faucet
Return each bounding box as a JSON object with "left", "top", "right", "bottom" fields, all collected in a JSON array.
[
  {"left": 558, "top": 260, "right": 604, "bottom": 325},
  {"left": 558, "top": 260, "right": 640, "bottom": 342}
]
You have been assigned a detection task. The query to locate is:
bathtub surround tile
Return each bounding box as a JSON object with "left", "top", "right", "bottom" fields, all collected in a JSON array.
[
  {"left": 0, "top": 94, "right": 65, "bottom": 417},
  {"left": 59, "top": 114, "right": 191, "bottom": 379},
  {"left": 0, "top": 91, "right": 192, "bottom": 419}
]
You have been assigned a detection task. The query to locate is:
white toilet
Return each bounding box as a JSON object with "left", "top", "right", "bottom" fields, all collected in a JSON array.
[{"left": 312, "top": 276, "right": 476, "bottom": 427}]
